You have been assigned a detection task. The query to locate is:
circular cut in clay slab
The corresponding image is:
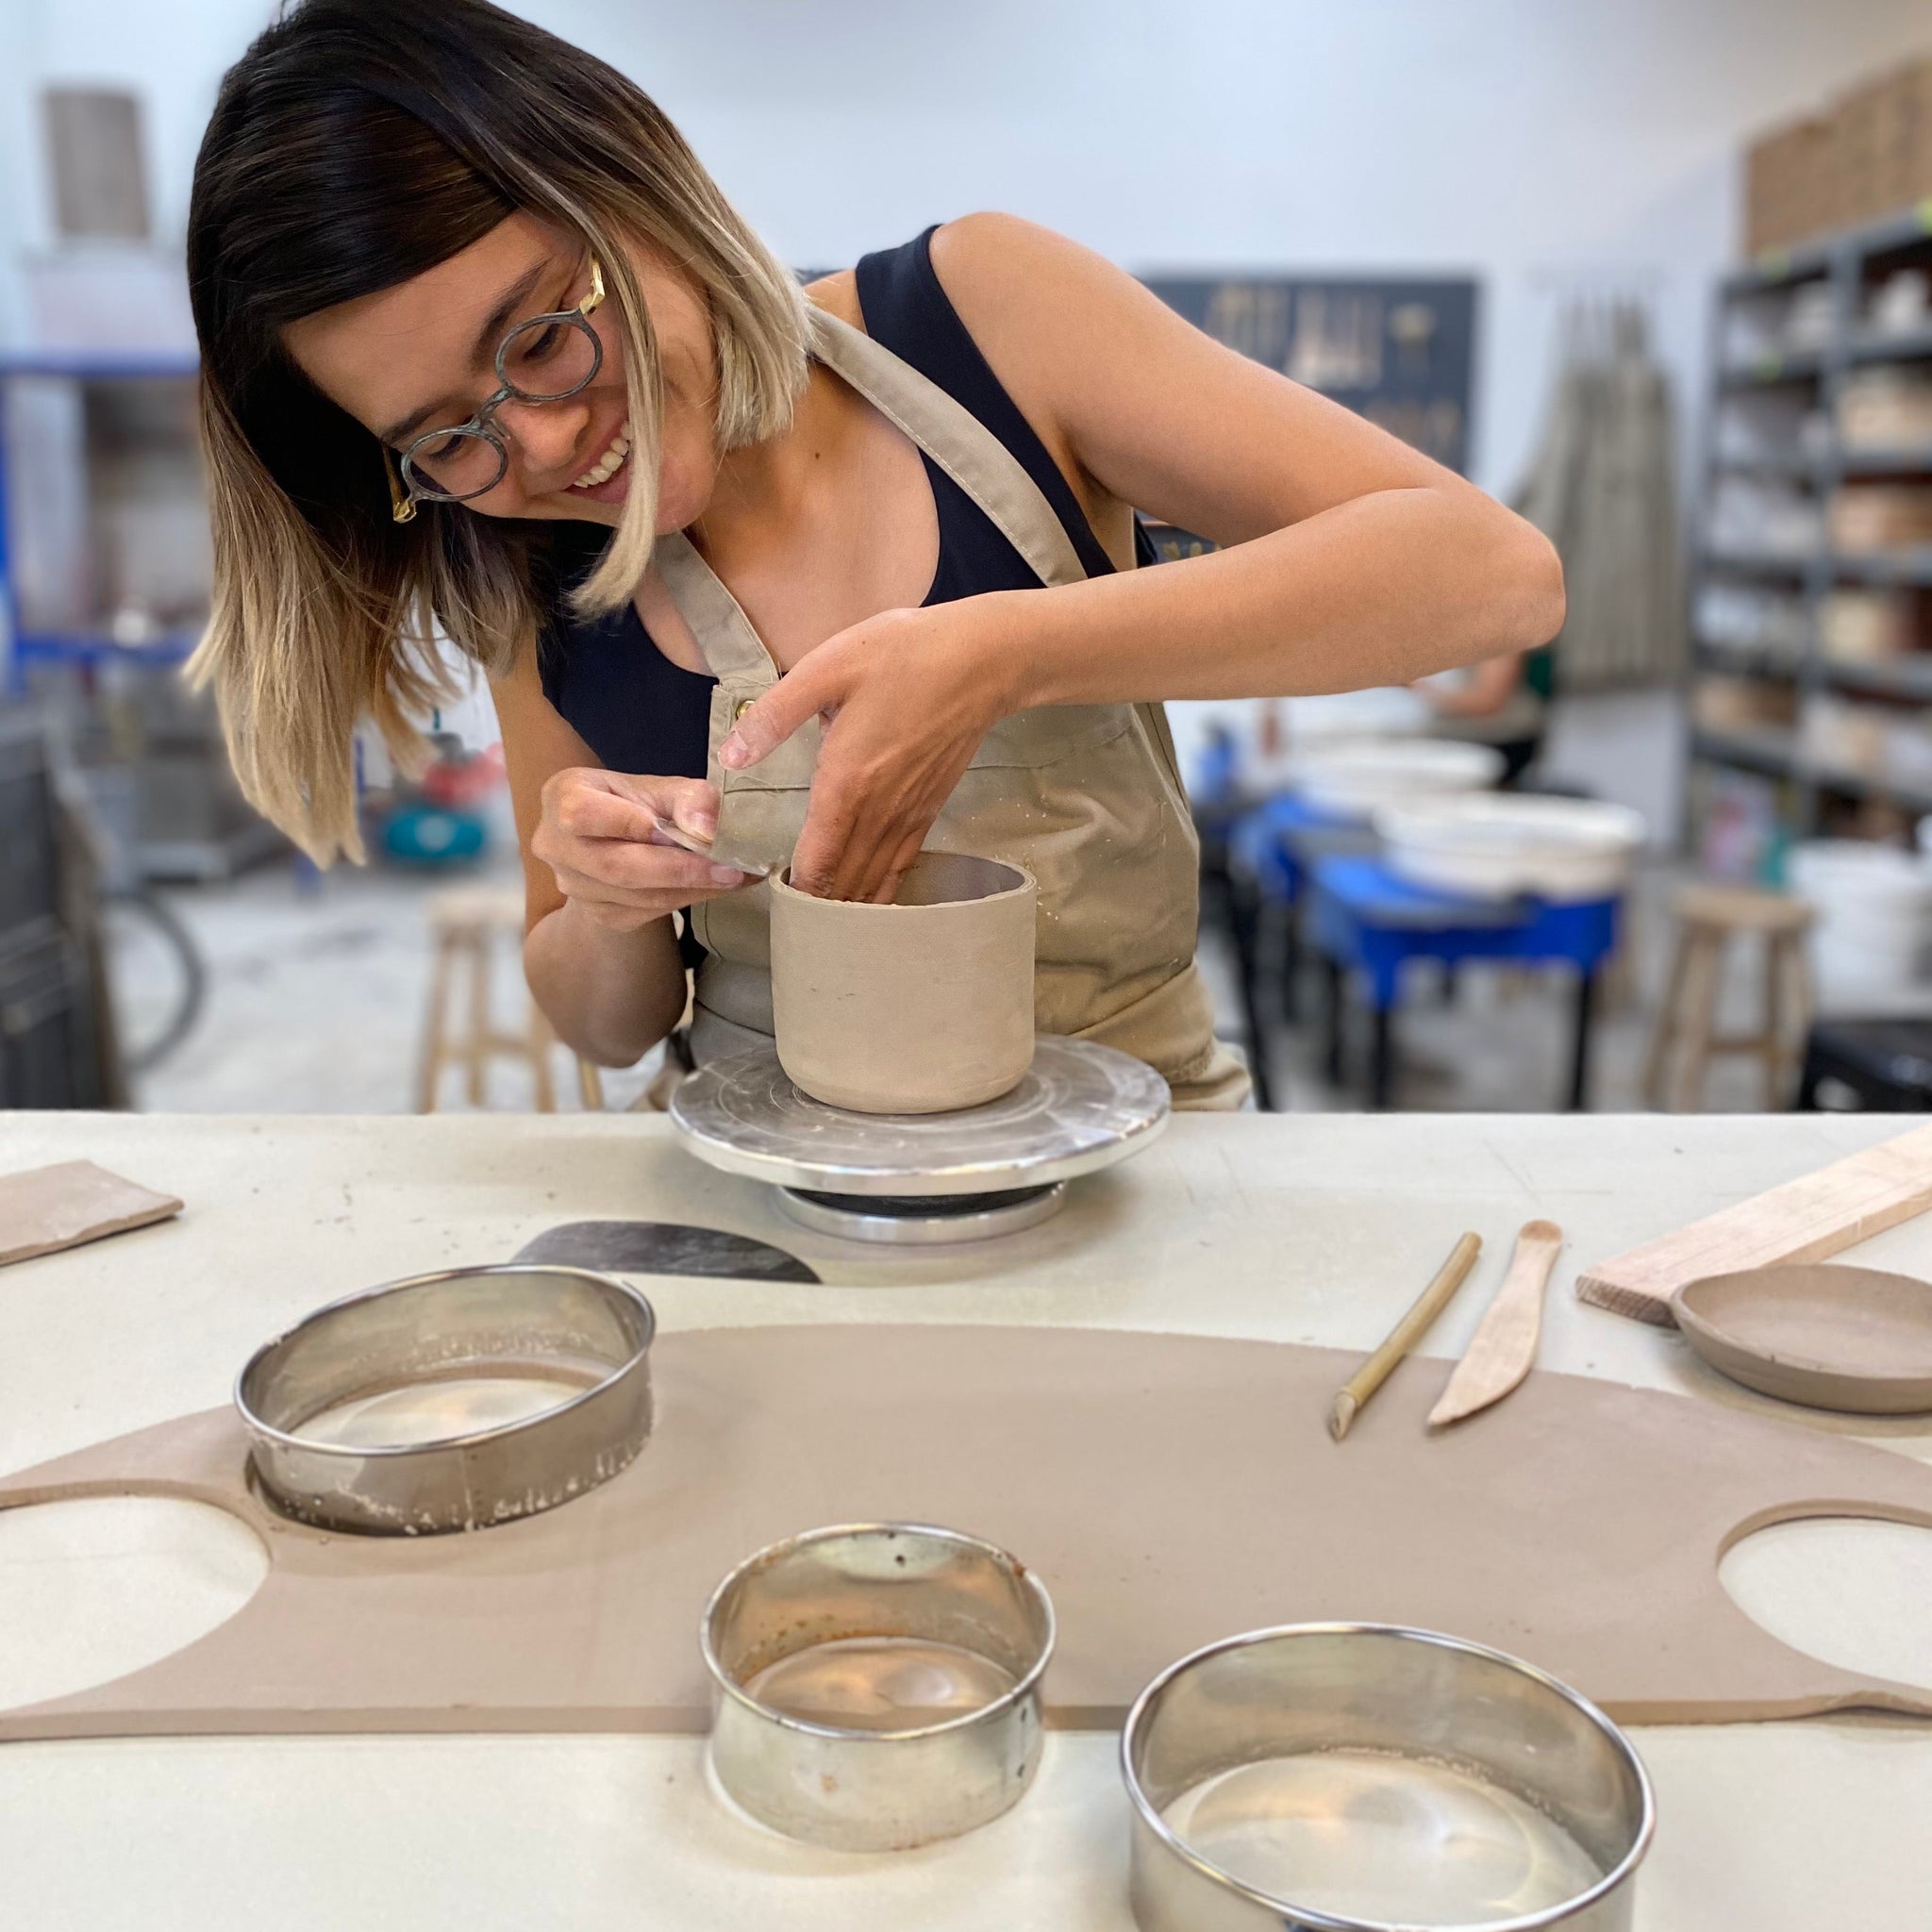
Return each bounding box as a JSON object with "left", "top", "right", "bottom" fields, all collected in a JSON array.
[
  {"left": 769, "top": 854, "right": 1036, "bottom": 1113},
  {"left": 672, "top": 1035, "right": 1171, "bottom": 1196},
  {"left": 0, "top": 1496, "right": 267, "bottom": 1709},
  {"left": 1673, "top": 1264, "right": 1932, "bottom": 1414},
  {"left": 1723, "top": 1518, "right": 1932, "bottom": 1690}
]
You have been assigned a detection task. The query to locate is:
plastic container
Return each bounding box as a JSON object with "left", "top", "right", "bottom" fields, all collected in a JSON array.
[{"left": 1790, "top": 839, "right": 1932, "bottom": 1007}]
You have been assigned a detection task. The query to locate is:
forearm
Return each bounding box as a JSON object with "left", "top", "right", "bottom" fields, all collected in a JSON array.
[
  {"left": 524, "top": 897, "right": 689, "bottom": 1066},
  {"left": 1005, "top": 487, "right": 1562, "bottom": 710}
]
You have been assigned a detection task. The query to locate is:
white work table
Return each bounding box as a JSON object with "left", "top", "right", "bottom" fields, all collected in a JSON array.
[{"left": 2, "top": 1108, "right": 1930, "bottom": 1930}]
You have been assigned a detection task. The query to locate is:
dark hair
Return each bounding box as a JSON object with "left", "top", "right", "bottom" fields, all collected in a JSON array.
[{"left": 187, "top": 0, "right": 807, "bottom": 859}]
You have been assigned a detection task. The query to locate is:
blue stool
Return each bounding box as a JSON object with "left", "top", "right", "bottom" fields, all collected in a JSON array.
[{"left": 1308, "top": 854, "right": 1621, "bottom": 1110}]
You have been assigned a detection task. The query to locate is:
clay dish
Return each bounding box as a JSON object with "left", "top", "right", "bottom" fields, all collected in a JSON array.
[
  {"left": 1672, "top": 1263, "right": 1932, "bottom": 1415},
  {"left": 769, "top": 853, "right": 1036, "bottom": 1114}
]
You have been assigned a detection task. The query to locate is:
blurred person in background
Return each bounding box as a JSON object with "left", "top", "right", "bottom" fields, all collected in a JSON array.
[
  {"left": 1414, "top": 641, "right": 1556, "bottom": 787},
  {"left": 186, "top": 0, "right": 1563, "bottom": 1109}
]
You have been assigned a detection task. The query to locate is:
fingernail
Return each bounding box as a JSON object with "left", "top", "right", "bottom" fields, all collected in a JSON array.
[
  {"left": 689, "top": 806, "right": 718, "bottom": 835},
  {"left": 709, "top": 864, "right": 746, "bottom": 887},
  {"left": 719, "top": 734, "right": 748, "bottom": 771}
]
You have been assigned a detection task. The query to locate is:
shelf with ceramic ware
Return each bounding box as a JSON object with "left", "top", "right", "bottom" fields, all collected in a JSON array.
[
  {"left": 1692, "top": 726, "right": 1932, "bottom": 818},
  {"left": 1715, "top": 447, "right": 1932, "bottom": 482},
  {"left": 1701, "top": 549, "right": 1932, "bottom": 586}
]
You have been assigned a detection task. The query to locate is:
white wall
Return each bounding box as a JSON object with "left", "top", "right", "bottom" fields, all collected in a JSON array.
[
  {"left": 8, "top": 0, "right": 1924, "bottom": 490},
  {"left": 2, "top": 0, "right": 1927, "bottom": 823}
]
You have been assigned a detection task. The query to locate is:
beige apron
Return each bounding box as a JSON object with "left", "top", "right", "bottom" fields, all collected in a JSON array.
[{"left": 657, "top": 308, "right": 1248, "bottom": 1111}]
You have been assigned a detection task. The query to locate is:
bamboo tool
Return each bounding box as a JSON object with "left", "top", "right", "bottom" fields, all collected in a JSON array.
[
  {"left": 1428, "top": 1221, "right": 1564, "bottom": 1427},
  {"left": 1577, "top": 1121, "right": 1932, "bottom": 1324},
  {"left": 1327, "top": 1232, "right": 1482, "bottom": 1441}
]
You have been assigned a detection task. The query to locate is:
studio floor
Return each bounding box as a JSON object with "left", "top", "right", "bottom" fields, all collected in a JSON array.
[{"left": 112, "top": 853, "right": 1787, "bottom": 1118}]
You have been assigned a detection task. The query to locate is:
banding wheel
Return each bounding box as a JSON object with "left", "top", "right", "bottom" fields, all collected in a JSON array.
[
  {"left": 670, "top": 1037, "right": 1170, "bottom": 1242},
  {"left": 779, "top": 1183, "right": 1067, "bottom": 1245}
]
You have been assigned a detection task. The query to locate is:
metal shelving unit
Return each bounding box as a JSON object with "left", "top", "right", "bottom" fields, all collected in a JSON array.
[
  {"left": 0, "top": 350, "right": 205, "bottom": 696},
  {"left": 1691, "top": 201, "right": 1932, "bottom": 846},
  {"left": 0, "top": 351, "right": 281, "bottom": 881}
]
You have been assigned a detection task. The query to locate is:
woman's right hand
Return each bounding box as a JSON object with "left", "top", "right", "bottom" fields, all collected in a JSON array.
[{"left": 530, "top": 769, "right": 748, "bottom": 931}]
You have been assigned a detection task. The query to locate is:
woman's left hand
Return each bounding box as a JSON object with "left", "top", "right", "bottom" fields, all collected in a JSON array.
[{"left": 718, "top": 592, "right": 1024, "bottom": 902}]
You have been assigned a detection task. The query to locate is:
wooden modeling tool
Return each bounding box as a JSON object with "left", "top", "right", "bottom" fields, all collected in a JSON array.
[
  {"left": 1429, "top": 1220, "right": 1564, "bottom": 1426},
  {"left": 1328, "top": 1231, "right": 1482, "bottom": 1441}
]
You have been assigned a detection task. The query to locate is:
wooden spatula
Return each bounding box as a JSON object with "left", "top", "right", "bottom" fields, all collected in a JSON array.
[{"left": 1428, "top": 1219, "right": 1563, "bottom": 1427}]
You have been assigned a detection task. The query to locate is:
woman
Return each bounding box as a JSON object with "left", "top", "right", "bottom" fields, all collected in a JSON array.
[{"left": 189, "top": 0, "right": 1562, "bottom": 1110}]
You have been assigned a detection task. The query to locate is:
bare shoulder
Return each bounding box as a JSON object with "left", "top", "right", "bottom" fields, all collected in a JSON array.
[
  {"left": 927, "top": 211, "right": 1115, "bottom": 301},
  {"left": 925, "top": 215, "right": 1141, "bottom": 541},
  {"left": 928, "top": 215, "right": 1132, "bottom": 375}
]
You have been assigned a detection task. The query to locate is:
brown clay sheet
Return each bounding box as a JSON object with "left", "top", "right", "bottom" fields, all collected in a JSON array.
[
  {"left": 0, "top": 1159, "right": 182, "bottom": 1270},
  {"left": 2, "top": 1324, "right": 1930, "bottom": 1743}
]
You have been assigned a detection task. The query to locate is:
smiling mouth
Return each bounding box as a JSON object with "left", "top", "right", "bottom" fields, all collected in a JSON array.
[{"left": 571, "top": 420, "right": 631, "bottom": 491}]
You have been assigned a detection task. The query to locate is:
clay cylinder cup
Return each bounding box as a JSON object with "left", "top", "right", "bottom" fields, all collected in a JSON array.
[{"left": 769, "top": 852, "right": 1037, "bottom": 1114}]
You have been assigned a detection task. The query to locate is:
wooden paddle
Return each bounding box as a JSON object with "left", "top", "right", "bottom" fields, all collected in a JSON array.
[{"left": 1429, "top": 1220, "right": 1564, "bottom": 1427}]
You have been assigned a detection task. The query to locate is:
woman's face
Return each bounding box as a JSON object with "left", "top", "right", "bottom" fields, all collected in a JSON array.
[{"left": 284, "top": 211, "right": 719, "bottom": 532}]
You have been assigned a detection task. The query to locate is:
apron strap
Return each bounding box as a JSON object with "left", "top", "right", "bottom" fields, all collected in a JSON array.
[
  {"left": 807, "top": 308, "right": 1090, "bottom": 592},
  {"left": 654, "top": 304, "right": 1094, "bottom": 685},
  {"left": 651, "top": 529, "right": 776, "bottom": 680}
]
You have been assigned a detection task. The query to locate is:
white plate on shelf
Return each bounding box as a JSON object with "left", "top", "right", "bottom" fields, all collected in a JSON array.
[{"left": 1375, "top": 795, "right": 1646, "bottom": 901}]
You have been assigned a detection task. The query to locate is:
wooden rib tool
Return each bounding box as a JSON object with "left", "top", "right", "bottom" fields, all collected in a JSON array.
[{"left": 1428, "top": 1219, "right": 1564, "bottom": 1427}]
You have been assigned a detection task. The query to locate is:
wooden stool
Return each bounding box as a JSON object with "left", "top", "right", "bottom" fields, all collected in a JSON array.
[
  {"left": 418, "top": 885, "right": 560, "bottom": 1113},
  {"left": 1642, "top": 884, "right": 1814, "bottom": 1112}
]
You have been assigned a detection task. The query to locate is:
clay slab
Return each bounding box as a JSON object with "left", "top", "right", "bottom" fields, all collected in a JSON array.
[
  {"left": 0, "top": 1160, "right": 182, "bottom": 1270},
  {"left": 1673, "top": 1264, "right": 1932, "bottom": 1415},
  {"left": 4, "top": 1324, "right": 1932, "bottom": 1744}
]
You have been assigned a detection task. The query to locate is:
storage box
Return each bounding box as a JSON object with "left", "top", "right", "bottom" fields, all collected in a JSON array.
[
  {"left": 1740, "top": 56, "right": 1932, "bottom": 257},
  {"left": 1837, "top": 368, "right": 1932, "bottom": 450},
  {"left": 1820, "top": 589, "right": 1917, "bottom": 662},
  {"left": 1744, "top": 117, "right": 1834, "bottom": 255},
  {"left": 1692, "top": 675, "right": 1798, "bottom": 734},
  {"left": 1830, "top": 484, "right": 1932, "bottom": 554}
]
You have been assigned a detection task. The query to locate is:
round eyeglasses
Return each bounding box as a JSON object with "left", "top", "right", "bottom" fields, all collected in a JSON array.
[{"left": 387, "top": 257, "right": 607, "bottom": 521}]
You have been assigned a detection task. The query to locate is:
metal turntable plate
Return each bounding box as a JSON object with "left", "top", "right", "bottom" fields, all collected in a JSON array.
[{"left": 670, "top": 1037, "right": 1171, "bottom": 1197}]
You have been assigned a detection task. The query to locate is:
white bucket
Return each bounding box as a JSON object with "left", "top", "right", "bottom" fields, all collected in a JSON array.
[
  {"left": 1790, "top": 841, "right": 1932, "bottom": 1005},
  {"left": 1374, "top": 795, "right": 1646, "bottom": 902}
]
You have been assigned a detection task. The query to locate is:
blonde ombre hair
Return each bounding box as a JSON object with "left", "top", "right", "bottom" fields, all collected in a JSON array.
[{"left": 188, "top": 0, "right": 809, "bottom": 860}]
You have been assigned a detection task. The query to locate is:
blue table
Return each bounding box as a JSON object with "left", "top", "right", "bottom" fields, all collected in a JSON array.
[
  {"left": 1230, "top": 791, "right": 1364, "bottom": 904},
  {"left": 1307, "top": 854, "right": 1621, "bottom": 1110}
]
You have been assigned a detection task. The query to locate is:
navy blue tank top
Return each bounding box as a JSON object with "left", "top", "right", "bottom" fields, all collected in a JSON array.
[{"left": 536, "top": 225, "right": 1145, "bottom": 775}]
